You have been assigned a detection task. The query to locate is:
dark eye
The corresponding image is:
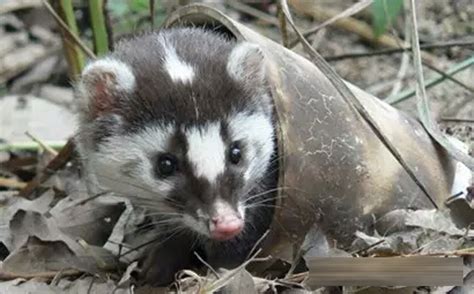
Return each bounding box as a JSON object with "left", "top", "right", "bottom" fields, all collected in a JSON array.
[
  {"left": 228, "top": 142, "right": 242, "bottom": 165},
  {"left": 156, "top": 153, "right": 178, "bottom": 177}
]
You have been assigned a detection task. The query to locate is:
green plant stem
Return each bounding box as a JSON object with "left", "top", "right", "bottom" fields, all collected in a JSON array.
[
  {"left": 57, "top": 0, "right": 86, "bottom": 78},
  {"left": 386, "top": 55, "right": 474, "bottom": 105},
  {"left": 89, "top": 0, "right": 109, "bottom": 56}
]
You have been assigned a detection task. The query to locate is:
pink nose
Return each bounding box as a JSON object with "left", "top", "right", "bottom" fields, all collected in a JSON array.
[{"left": 210, "top": 216, "right": 244, "bottom": 241}]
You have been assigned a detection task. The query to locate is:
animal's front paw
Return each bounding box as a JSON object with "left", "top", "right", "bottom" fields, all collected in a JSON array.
[{"left": 137, "top": 235, "right": 196, "bottom": 287}]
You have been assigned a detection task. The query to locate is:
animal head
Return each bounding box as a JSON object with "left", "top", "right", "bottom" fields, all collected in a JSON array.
[{"left": 74, "top": 28, "right": 276, "bottom": 241}]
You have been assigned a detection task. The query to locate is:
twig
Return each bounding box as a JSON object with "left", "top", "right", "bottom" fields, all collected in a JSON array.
[
  {"left": 245, "top": 229, "right": 270, "bottom": 260},
  {"left": 194, "top": 252, "right": 220, "bottom": 279},
  {"left": 42, "top": 0, "right": 96, "bottom": 60},
  {"left": 280, "top": 0, "right": 439, "bottom": 208},
  {"left": 0, "top": 269, "right": 83, "bottom": 281},
  {"left": 324, "top": 40, "right": 474, "bottom": 61},
  {"left": 288, "top": 0, "right": 438, "bottom": 63},
  {"left": 351, "top": 239, "right": 386, "bottom": 256},
  {"left": 284, "top": 243, "right": 308, "bottom": 279},
  {"left": 103, "top": 0, "right": 114, "bottom": 51},
  {"left": 422, "top": 61, "right": 474, "bottom": 94},
  {"left": 405, "top": 247, "right": 474, "bottom": 257},
  {"left": 389, "top": 0, "right": 410, "bottom": 97},
  {"left": 277, "top": 3, "right": 289, "bottom": 47},
  {"left": 289, "top": 0, "right": 408, "bottom": 50},
  {"left": 25, "top": 131, "right": 58, "bottom": 156},
  {"left": 150, "top": 0, "right": 155, "bottom": 28},
  {"left": 0, "top": 177, "right": 27, "bottom": 189},
  {"left": 19, "top": 139, "right": 75, "bottom": 199},
  {"left": 441, "top": 117, "right": 474, "bottom": 123},
  {"left": 405, "top": 0, "right": 474, "bottom": 170},
  {"left": 206, "top": 248, "right": 263, "bottom": 292},
  {"left": 288, "top": 0, "right": 373, "bottom": 48},
  {"left": 386, "top": 54, "right": 474, "bottom": 104},
  {"left": 226, "top": 0, "right": 279, "bottom": 26}
]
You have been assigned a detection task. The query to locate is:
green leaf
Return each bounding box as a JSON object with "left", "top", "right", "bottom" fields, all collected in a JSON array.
[
  {"left": 107, "top": 2, "right": 128, "bottom": 17},
  {"left": 130, "top": 0, "right": 149, "bottom": 12},
  {"left": 372, "top": 0, "right": 404, "bottom": 37}
]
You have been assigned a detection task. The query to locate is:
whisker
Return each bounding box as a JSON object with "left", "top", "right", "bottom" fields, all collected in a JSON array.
[
  {"left": 120, "top": 227, "right": 186, "bottom": 258},
  {"left": 243, "top": 187, "right": 291, "bottom": 204}
]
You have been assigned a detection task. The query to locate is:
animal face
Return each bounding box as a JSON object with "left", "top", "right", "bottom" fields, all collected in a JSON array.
[{"left": 74, "top": 28, "right": 276, "bottom": 241}]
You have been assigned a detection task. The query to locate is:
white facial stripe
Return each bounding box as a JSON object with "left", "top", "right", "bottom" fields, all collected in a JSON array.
[
  {"left": 91, "top": 124, "right": 176, "bottom": 197},
  {"left": 158, "top": 35, "right": 195, "bottom": 84},
  {"left": 186, "top": 123, "right": 226, "bottom": 183},
  {"left": 82, "top": 58, "right": 135, "bottom": 91},
  {"left": 237, "top": 202, "right": 246, "bottom": 220},
  {"left": 213, "top": 198, "right": 237, "bottom": 217},
  {"left": 228, "top": 112, "right": 274, "bottom": 181}
]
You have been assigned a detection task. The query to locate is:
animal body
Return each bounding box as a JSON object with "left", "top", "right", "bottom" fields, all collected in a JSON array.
[{"left": 74, "top": 27, "right": 279, "bottom": 285}]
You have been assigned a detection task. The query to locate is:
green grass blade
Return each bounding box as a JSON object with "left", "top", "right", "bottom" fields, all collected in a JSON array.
[
  {"left": 58, "top": 0, "right": 85, "bottom": 78},
  {"left": 372, "top": 0, "right": 403, "bottom": 37},
  {"left": 386, "top": 55, "right": 474, "bottom": 104}
]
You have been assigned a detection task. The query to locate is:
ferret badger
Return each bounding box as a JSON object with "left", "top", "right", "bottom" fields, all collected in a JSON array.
[{"left": 74, "top": 27, "right": 279, "bottom": 285}]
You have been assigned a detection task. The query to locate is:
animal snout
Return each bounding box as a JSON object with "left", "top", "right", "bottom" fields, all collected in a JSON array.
[{"left": 209, "top": 214, "right": 244, "bottom": 241}]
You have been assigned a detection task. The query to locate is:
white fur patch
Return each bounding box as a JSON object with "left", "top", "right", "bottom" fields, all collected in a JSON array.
[
  {"left": 185, "top": 123, "right": 226, "bottom": 183},
  {"left": 213, "top": 198, "right": 238, "bottom": 217},
  {"left": 82, "top": 58, "right": 136, "bottom": 91},
  {"left": 182, "top": 214, "right": 209, "bottom": 236},
  {"left": 227, "top": 112, "right": 274, "bottom": 181},
  {"left": 89, "top": 124, "right": 176, "bottom": 198},
  {"left": 158, "top": 35, "right": 195, "bottom": 84},
  {"left": 448, "top": 137, "right": 473, "bottom": 197},
  {"left": 227, "top": 42, "right": 262, "bottom": 81},
  {"left": 237, "top": 201, "right": 246, "bottom": 220}
]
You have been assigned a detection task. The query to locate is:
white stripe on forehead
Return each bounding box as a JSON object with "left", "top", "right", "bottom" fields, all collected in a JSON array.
[
  {"left": 158, "top": 34, "right": 195, "bottom": 84},
  {"left": 185, "top": 123, "right": 226, "bottom": 183}
]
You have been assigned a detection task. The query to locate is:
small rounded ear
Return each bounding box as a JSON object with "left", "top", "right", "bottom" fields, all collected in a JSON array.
[
  {"left": 226, "top": 42, "right": 266, "bottom": 84},
  {"left": 77, "top": 58, "right": 135, "bottom": 118}
]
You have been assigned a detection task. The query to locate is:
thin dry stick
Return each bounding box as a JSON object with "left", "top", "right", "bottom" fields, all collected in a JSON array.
[
  {"left": 324, "top": 40, "right": 474, "bottom": 61},
  {"left": 351, "top": 239, "right": 386, "bottom": 256},
  {"left": 0, "top": 177, "right": 27, "bottom": 189},
  {"left": 194, "top": 252, "right": 220, "bottom": 279},
  {"left": 206, "top": 248, "right": 263, "bottom": 292},
  {"left": 279, "top": 0, "right": 439, "bottom": 208},
  {"left": 422, "top": 61, "right": 474, "bottom": 94},
  {"left": 289, "top": 0, "right": 406, "bottom": 49},
  {"left": 226, "top": 0, "right": 279, "bottom": 26},
  {"left": 149, "top": 0, "right": 155, "bottom": 28},
  {"left": 25, "top": 131, "right": 58, "bottom": 156},
  {"left": 19, "top": 139, "right": 75, "bottom": 198},
  {"left": 42, "top": 0, "right": 96, "bottom": 59},
  {"left": 277, "top": 3, "right": 289, "bottom": 47},
  {"left": 389, "top": 0, "right": 410, "bottom": 97},
  {"left": 387, "top": 54, "right": 474, "bottom": 104},
  {"left": 408, "top": 0, "right": 474, "bottom": 170},
  {"left": 245, "top": 229, "right": 270, "bottom": 260},
  {"left": 441, "top": 117, "right": 474, "bottom": 123},
  {"left": 0, "top": 269, "right": 83, "bottom": 281},
  {"left": 288, "top": 0, "right": 437, "bottom": 64},
  {"left": 288, "top": 0, "right": 373, "bottom": 48}
]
